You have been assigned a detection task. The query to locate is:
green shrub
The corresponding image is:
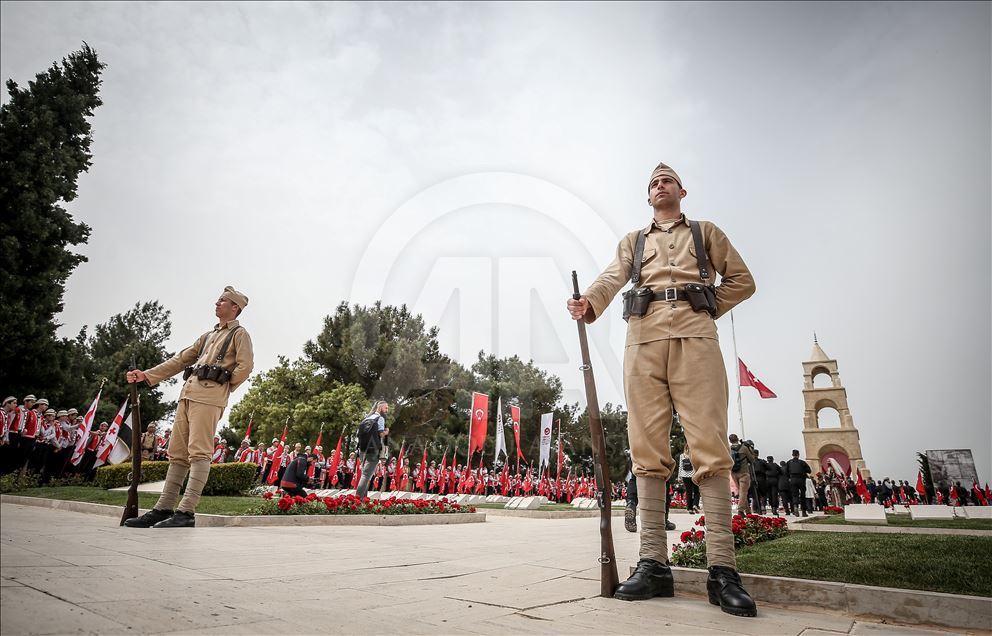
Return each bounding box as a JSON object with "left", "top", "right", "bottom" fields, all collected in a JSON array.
[
  {"left": 201, "top": 462, "right": 259, "bottom": 496},
  {"left": 0, "top": 472, "right": 40, "bottom": 493},
  {"left": 94, "top": 461, "right": 170, "bottom": 489},
  {"left": 94, "top": 461, "right": 259, "bottom": 495}
]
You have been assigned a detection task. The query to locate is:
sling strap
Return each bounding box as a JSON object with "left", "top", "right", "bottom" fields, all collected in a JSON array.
[{"left": 689, "top": 220, "right": 712, "bottom": 283}]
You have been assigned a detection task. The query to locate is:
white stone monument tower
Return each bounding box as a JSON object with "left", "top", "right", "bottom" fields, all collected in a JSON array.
[{"left": 801, "top": 337, "right": 870, "bottom": 478}]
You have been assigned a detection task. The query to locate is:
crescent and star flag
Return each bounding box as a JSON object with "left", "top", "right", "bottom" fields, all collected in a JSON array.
[
  {"left": 916, "top": 472, "right": 927, "bottom": 498},
  {"left": 538, "top": 412, "right": 553, "bottom": 472},
  {"left": 855, "top": 469, "right": 870, "bottom": 503},
  {"left": 243, "top": 415, "right": 253, "bottom": 442},
  {"left": 510, "top": 404, "right": 524, "bottom": 461},
  {"left": 94, "top": 399, "right": 129, "bottom": 468},
  {"left": 493, "top": 396, "right": 508, "bottom": 462},
  {"left": 327, "top": 434, "right": 343, "bottom": 485},
  {"left": 266, "top": 424, "right": 288, "bottom": 485},
  {"left": 972, "top": 481, "right": 988, "bottom": 506},
  {"left": 468, "top": 392, "right": 489, "bottom": 458},
  {"left": 71, "top": 387, "right": 103, "bottom": 466},
  {"left": 738, "top": 358, "right": 777, "bottom": 398},
  {"left": 417, "top": 445, "right": 428, "bottom": 492},
  {"left": 313, "top": 424, "right": 323, "bottom": 450},
  {"left": 394, "top": 442, "right": 406, "bottom": 484},
  {"left": 437, "top": 451, "right": 448, "bottom": 494}
]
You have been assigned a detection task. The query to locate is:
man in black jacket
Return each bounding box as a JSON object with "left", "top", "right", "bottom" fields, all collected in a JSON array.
[
  {"left": 280, "top": 453, "right": 314, "bottom": 497},
  {"left": 762, "top": 456, "right": 780, "bottom": 516},
  {"left": 786, "top": 450, "right": 811, "bottom": 517}
]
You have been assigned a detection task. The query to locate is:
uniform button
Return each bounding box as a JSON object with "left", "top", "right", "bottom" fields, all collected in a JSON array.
[
  {"left": 667, "top": 229, "right": 673, "bottom": 234},
  {"left": 670, "top": 262, "right": 676, "bottom": 266},
  {"left": 669, "top": 243, "right": 675, "bottom": 249}
]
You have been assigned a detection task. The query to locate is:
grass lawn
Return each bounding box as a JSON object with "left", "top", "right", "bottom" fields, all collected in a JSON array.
[
  {"left": 807, "top": 515, "right": 992, "bottom": 530},
  {"left": 736, "top": 531, "right": 992, "bottom": 597},
  {"left": 7, "top": 486, "right": 260, "bottom": 515}
]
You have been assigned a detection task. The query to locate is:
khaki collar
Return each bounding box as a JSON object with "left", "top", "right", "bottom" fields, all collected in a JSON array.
[
  {"left": 214, "top": 319, "right": 241, "bottom": 331},
  {"left": 643, "top": 213, "right": 689, "bottom": 235}
]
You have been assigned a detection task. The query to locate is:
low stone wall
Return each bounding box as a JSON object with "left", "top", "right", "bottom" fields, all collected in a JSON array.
[
  {"left": 483, "top": 507, "right": 626, "bottom": 519},
  {"left": 637, "top": 565, "right": 992, "bottom": 632},
  {"left": 791, "top": 518, "right": 992, "bottom": 537},
  {"left": 0, "top": 495, "right": 485, "bottom": 527}
]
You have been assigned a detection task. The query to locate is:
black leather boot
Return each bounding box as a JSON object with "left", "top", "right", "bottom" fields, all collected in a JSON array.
[
  {"left": 624, "top": 506, "right": 637, "bottom": 533},
  {"left": 614, "top": 559, "right": 674, "bottom": 601},
  {"left": 152, "top": 510, "right": 196, "bottom": 528},
  {"left": 706, "top": 565, "right": 757, "bottom": 617},
  {"left": 123, "top": 508, "right": 174, "bottom": 528}
]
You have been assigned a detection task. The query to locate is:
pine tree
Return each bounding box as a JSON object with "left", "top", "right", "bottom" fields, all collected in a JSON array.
[{"left": 0, "top": 43, "right": 105, "bottom": 397}]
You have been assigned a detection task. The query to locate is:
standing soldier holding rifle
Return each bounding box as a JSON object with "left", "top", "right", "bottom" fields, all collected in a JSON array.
[
  {"left": 567, "top": 162, "right": 758, "bottom": 616},
  {"left": 124, "top": 286, "right": 254, "bottom": 528}
]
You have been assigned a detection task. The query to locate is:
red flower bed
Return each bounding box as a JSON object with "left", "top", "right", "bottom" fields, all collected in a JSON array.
[
  {"left": 672, "top": 514, "right": 789, "bottom": 568},
  {"left": 823, "top": 505, "right": 844, "bottom": 515},
  {"left": 246, "top": 492, "right": 476, "bottom": 516}
]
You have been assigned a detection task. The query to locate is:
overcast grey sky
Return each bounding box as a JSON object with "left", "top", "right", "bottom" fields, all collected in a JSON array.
[{"left": 2, "top": 1, "right": 989, "bottom": 482}]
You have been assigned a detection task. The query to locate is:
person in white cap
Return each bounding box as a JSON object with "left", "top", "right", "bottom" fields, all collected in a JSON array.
[
  {"left": 1, "top": 396, "right": 16, "bottom": 472},
  {"left": 125, "top": 286, "right": 254, "bottom": 528}
]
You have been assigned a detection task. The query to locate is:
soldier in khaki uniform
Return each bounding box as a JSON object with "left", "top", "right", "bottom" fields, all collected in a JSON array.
[
  {"left": 140, "top": 423, "right": 158, "bottom": 461},
  {"left": 567, "top": 163, "right": 758, "bottom": 616},
  {"left": 125, "top": 286, "right": 254, "bottom": 528}
]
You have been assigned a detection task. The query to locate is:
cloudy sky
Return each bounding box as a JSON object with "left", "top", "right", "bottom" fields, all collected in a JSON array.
[{"left": 2, "top": 1, "right": 989, "bottom": 482}]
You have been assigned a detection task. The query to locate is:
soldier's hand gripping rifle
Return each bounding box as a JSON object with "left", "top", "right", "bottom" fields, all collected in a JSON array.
[
  {"left": 571, "top": 271, "right": 619, "bottom": 598},
  {"left": 120, "top": 358, "right": 142, "bottom": 525}
]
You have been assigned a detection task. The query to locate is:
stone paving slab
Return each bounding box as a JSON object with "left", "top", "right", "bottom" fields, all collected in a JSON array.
[{"left": 0, "top": 502, "right": 976, "bottom": 635}]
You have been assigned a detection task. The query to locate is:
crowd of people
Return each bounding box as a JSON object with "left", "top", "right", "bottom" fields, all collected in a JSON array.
[
  {"left": 220, "top": 434, "right": 617, "bottom": 501},
  {"left": 0, "top": 394, "right": 171, "bottom": 483},
  {"left": 5, "top": 392, "right": 988, "bottom": 511}
]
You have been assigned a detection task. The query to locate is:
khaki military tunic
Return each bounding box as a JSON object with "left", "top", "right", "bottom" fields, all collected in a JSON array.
[
  {"left": 584, "top": 215, "right": 755, "bottom": 484},
  {"left": 144, "top": 320, "right": 254, "bottom": 464},
  {"left": 140, "top": 432, "right": 157, "bottom": 460}
]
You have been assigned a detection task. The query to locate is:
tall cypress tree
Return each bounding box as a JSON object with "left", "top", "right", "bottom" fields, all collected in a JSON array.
[{"left": 0, "top": 43, "right": 105, "bottom": 397}]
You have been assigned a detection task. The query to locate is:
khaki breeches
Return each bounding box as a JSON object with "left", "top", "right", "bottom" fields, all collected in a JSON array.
[
  {"left": 166, "top": 399, "right": 224, "bottom": 465},
  {"left": 624, "top": 337, "right": 732, "bottom": 483}
]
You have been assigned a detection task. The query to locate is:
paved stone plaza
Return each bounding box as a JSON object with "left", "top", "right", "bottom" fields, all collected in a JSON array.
[{"left": 1, "top": 503, "right": 951, "bottom": 635}]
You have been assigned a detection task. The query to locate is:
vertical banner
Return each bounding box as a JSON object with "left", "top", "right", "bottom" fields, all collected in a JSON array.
[
  {"left": 510, "top": 404, "right": 524, "bottom": 461},
  {"left": 539, "top": 412, "right": 553, "bottom": 473},
  {"left": 468, "top": 392, "right": 489, "bottom": 458},
  {"left": 493, "top": 396, "right": 507, "bottom": 462},
  {"left": 94, "top": 399, "right": 129, "bottom": 468}
]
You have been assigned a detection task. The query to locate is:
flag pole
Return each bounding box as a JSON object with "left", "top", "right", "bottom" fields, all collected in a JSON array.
[{"left": 730, "top": 310, "right": 746, "bottom": 439}]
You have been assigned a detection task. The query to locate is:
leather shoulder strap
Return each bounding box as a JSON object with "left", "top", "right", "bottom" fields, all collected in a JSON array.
[
  {"left": 689, "top": 220, "right": 712, "bottom": 282},
  {"left": 215, "top": 326, "right": 242, "bottom": 363},
  {"left": 629, "top": 226, "right": 650, "bottom": 286}
]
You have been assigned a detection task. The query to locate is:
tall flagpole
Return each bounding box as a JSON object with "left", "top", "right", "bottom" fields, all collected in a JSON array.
[{"left": 730, "top": 310, "right": 746, "bottom": 439}]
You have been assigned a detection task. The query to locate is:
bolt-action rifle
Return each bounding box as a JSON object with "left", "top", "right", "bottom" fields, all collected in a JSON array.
[
  {"left": 120, "top": 358, "right": 142, "bottom": 525},
  {"left": 571, "top": 271, "right": 619, "bottom": 598}
]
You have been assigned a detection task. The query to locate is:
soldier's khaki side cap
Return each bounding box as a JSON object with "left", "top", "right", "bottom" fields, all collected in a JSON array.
[
  {"left": 57, "top": 410, "right": 68, "bottom": 417},
  {"left": 3, "top": 396, "right": 15, "bottom": 405},
  {"left": 36, "top": 398, "right": 49, "bottom": 406},
  {"left": 24, "top": 394, "right": 36, "bottom": 402},
  {"left": 222, "top": 285, "right": 249, "bottom": 310},
  {"left": 648, "top": 162, "right": 683, "bottom": 190}
]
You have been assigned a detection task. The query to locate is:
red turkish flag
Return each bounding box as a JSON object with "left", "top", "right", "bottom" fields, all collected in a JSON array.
[
  {"left": 916, "top": 472, "right": 927, "bottom": 498},
  {"left": 266, "top": 424, "right": 288, "bottom": 485},
  {"left": 416, "top": 445, "right": 428, "bottom": 492},
  {"left": 468, "top": 392, "right": 489, "bottom": 457},
  {"left": 738, "top": 358, "right": 777, "bottom": 398},
  {"left": 509, "top": 404, "right": 525, "bottom": 461},
  {"left": 855, "top": 469, "right": 870, "bottom": 503},
  {"left": 326, "top": 435, "right": 343, "bottom": 485},
  {"left": 972, "top": 481, "right": 988, "bottom": 506}
]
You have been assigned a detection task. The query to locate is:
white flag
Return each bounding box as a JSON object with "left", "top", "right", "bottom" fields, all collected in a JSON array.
[
  {"left": 539, "top": 412, "right": 553, "bottom": 472},
  {"left": 71, "top": 389, "right": 103, "bottom": 466},
  {"left": 94, "top": 401, "right": 129, "bottom": 468},
  {"left": 493, "top": 397, "right": 508, "bottom": 462}
]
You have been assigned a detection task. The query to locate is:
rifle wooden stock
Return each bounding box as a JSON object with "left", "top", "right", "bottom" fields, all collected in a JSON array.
[
  {"left": 120, "top": 368, "right": 142, "bottom": 525},
  {"left": 571, "top": 271, "right": 619, "bottom": 598}
]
